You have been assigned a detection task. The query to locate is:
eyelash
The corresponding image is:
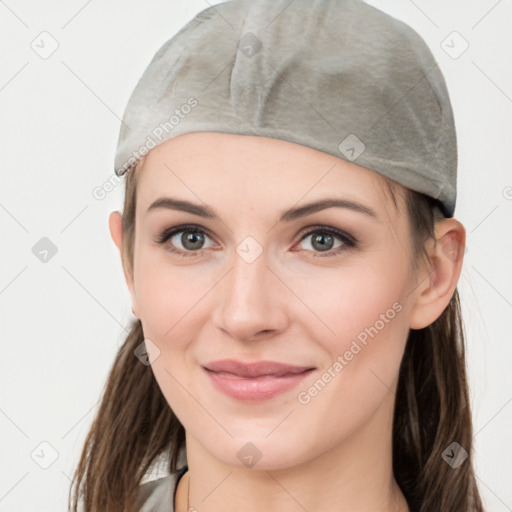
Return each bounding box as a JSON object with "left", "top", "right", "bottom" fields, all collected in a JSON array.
[{"left": 153, "top": 223, "right": 357, "bottom": 258}]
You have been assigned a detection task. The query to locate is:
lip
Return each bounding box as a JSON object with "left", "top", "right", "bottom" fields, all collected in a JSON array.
[
  {"left": 203, "top": 359, "right": 315, "bottom": 378},
  {"left": 202, "top": 359, "right": 315, "bottom": 402}
]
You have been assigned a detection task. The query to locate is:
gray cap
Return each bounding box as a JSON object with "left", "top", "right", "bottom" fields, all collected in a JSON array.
[{"left": 114, "top": 0, "right": 457, "bottom": 217}]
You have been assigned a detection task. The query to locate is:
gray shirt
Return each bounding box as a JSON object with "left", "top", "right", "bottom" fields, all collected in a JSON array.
[{"left": 135, "top": 465, "right": 188, "bottom": 512}]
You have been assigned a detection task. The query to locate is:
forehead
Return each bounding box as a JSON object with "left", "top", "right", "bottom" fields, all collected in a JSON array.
[{"left": 135, "top": 132, "right": 403, "bottom": 222}]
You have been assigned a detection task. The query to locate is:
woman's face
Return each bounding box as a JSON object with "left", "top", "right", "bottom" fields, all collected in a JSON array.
[{"left": 118, "top": 132, "right": 425, "bottom": 469}]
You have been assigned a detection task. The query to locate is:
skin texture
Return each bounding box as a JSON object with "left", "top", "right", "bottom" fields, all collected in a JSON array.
[{"left": 109, "top": 132, "right": 465, "bottom": 512}]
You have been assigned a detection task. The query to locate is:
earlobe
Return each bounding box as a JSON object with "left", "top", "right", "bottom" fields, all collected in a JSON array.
[{"left": 408, "top": 219, "right": 466, "bottom": 330}]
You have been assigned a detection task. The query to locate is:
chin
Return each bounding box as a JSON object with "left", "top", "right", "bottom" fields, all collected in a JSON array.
[{"left": 205, "top": 435, "right": 312, "bottom": 471}]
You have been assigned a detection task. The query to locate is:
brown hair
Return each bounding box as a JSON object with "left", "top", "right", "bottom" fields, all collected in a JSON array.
[{"left": 68, "top": 158, "right": 485, "bottom": 512}]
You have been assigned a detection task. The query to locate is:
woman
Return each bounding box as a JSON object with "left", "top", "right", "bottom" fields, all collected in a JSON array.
[{"left": 68, "top": 0, "right": 485, "bottom": 511}]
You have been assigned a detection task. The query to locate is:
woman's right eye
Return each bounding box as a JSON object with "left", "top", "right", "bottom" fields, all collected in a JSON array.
[{"left": 153, "top": 225, "right": 216, "bottom": 258}]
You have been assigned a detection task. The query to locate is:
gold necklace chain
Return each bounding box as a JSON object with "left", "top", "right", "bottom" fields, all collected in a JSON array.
[{"left": 187, "top": 472, "right": 190, "bottom": 511}]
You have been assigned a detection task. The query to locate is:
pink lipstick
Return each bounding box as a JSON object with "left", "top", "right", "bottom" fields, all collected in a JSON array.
[{"left": 203, "top": 359, "right": 315, "bottom": 401}]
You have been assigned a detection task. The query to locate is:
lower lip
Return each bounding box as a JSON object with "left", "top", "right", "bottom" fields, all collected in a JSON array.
[{"left": 203, "top": 367, "right": 315, "bottom": 402}]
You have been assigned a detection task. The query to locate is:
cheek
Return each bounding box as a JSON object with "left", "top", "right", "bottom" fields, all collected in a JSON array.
[
  {"left": 134, "top": 257, "right": 207, "bottom": 422},
  {"left": 133, "top": 250, "right": 211, "bottom": 341},
  {"left": 133, "top": 252, "right": 214, "bottom": 404},
  {"left": 293, "top": 261, "right": 406, "bottom": 343},
  {"left": 292, "top": 261, "right": 409, "bottom": 396},
  {"left": 289, "top": 272, "right": 409, "bottom": 448}
]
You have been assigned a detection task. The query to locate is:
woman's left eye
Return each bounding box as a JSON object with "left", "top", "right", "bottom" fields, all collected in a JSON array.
[{"left": 295, "top": 227, "right": 356, "bottom": 257}]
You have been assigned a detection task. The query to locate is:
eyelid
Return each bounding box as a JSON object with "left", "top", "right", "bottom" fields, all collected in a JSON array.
[
  {"left": 153, "top": 223, "right": 217, "bottom": 249},
  {"left": 296, "top": 224, "right": 357, "bottom": 244},
  {"left": 155, "top": 223, "right": 208, "bottom": 237},
  {"left": 293, "top": 225, "right": 356, "bottom": 257},
  {"left": 154, "top": 223, "right": 357, "bottom": 257}
]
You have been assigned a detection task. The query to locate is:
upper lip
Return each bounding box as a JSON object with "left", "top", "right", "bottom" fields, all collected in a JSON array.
[{"left": 203, "top": 359, "right": 315, "bottom": 378}]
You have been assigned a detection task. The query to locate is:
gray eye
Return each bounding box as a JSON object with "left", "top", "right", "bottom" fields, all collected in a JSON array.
[
  {"left": 300, "top": 232, "right": 344, "bottom": 252},
  {"left": 171, "top": 230, "right": 214, "bottom": 251}
]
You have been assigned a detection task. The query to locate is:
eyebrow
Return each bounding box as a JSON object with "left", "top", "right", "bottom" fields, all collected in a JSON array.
[{"left": 146, "top": 197, "right": 378, "bottom": 221}]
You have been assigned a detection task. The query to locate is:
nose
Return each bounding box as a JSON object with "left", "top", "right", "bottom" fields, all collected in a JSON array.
[{"left": 212, "top": 243, "right": 289, "bottom": 342}]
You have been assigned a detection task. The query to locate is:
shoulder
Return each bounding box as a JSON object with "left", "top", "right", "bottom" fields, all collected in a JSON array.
[{"left": 134, "top": 472, "right": 181, "bottom": 512}]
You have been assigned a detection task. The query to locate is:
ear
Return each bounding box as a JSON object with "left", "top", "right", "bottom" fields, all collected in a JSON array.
[
  {"left": 408, "top": 218, "right": 466, "bottom": 330},
  {"left": 108, "top": 211, "right": 139, "bottom": 318}
]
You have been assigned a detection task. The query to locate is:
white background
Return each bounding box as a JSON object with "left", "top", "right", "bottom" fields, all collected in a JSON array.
[{"left": 0, "top": 1, "right": 511, "bottom": 510}]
